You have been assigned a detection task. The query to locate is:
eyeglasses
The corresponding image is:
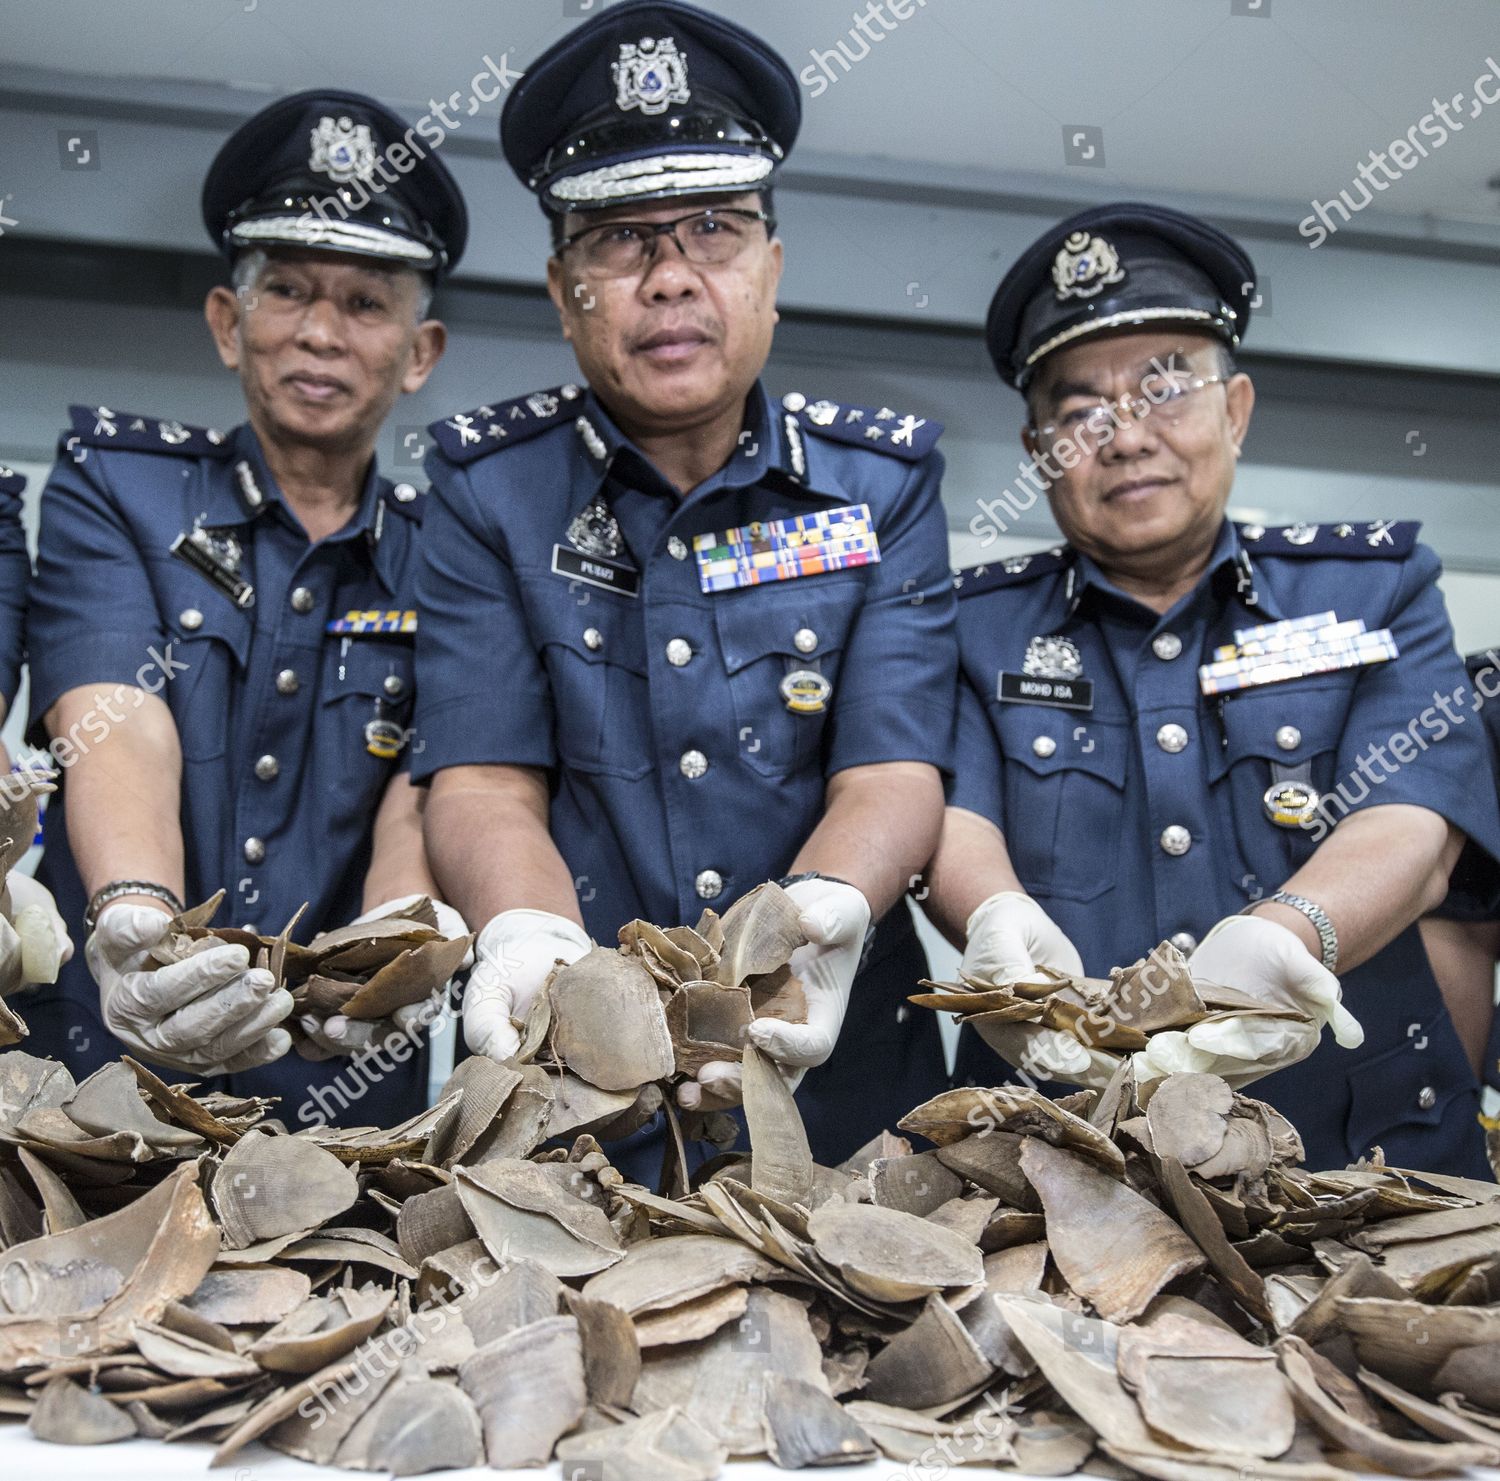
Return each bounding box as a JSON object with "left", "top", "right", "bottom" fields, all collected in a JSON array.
[
  {"left": 557, "top": 207, "right": 775, "bottom": 279},
  {"left": 1033, "top": 372, "right": 1228, "bottom": 456}
]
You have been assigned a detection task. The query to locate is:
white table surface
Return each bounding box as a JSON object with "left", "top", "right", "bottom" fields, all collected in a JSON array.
[{"left": 2, "top": 1426, "right": 1499, "bottom": 1481}]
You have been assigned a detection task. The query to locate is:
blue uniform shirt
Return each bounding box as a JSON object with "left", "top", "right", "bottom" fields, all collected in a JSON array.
[
  {"left": 950, "top": 518, "right": 1500, "bottom": 1177},
  {"left": 414, "top": 382, "right": 957, "bottom": 1161},
  {"left": 0, "top": 467, "right": 30, "bottom": 711},
  {"left": 24, "top": 407, "right": 428, "bottom": 1125}
]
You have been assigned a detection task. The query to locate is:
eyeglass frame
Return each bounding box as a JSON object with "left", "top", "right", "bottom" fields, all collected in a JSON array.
[
  {"left": 1030, "top": 371, "right": 1230, "bottom": 453},
  {"left": 555, "top": 206, "right": 777, "bottom": 277}
]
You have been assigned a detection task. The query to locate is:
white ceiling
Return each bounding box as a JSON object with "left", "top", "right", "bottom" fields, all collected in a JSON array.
[{"left": 5, "top": 0, "right": 1500, "bottom": 225}]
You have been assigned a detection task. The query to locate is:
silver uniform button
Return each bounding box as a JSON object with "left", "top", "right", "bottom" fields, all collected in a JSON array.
[
  {"left": 1276, "top": 725, "right": 1302, "bottom": 751},
  {"left": 667, "top": 535, "right": 688, "bottom": 561},
  {"left": 1160, "top": 825, "right": 1192, "bottom": 857},
  {"left": 695, "top": 869, "right": 724, "bottom": 900},
  {"left": 179, "top": 608, "right": 204, "bottom": 632},
  {"left": 1169, "top": 930, "right": 1198, "bottom": 954},
  {"left": 1032, "top": 735, "right": 1057, "bottom": 759},
  {"left": 243, "top": 837, "right": 266, "bottom": 864},
  {"left": 383, "top": 673, "right": 405, "bottom": 697},
  {"left": 392, "top": 482, "right": 417, "bottom": 503},
  {"left": 680, "top": 749, "right": 708, "bottom": 780},
  {"left": 290, "top": 586, "right": 316, "bottom": 614},
  {"left": 1157, "top": 723, "right": 1189, "bottom": 754},
  {"left": 583, "top": 627, "right": 604, "bottom": 652},
  {"left": 1417, "top": 1086, "right": 1436, "bottom": 1111},
  {"left": 666, "top": 638, "right": 693, "bottom": 667},
  {"left": 1152, "top": 632, "right": 1183, "bottom": 661},
  {"left": 793, "top": 627, "right": 817, "bottom": 654},
  {"left": 276, "top": 668, "right": 300, "bottom": 695},
  {"left": 254, "top": 754, "right": 280, "bottom": 782}
]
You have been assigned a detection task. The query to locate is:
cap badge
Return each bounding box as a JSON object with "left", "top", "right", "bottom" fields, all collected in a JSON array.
[
  {"left": 614, "top": 36, "right": 691, "bottom": 115},
  {"left": 1023, "top": 633, "right": 1084, "bottom": 681},
  {"left": 1051, "top": 230, "right": 1126, "bottom": 302},
  {"left": 309, "top": 115, "right": 378, "bottom": 185}
]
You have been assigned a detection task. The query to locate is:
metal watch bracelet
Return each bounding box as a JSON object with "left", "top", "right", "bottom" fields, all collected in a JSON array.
[
  {"left": 84, "top": 880, "right": 185, "bottom": 933},
  {"left": 1249, "top": 889, "right": 1339, "bottom": 973}
]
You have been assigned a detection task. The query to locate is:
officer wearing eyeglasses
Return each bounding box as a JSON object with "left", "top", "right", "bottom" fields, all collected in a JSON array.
[
  {"left": 413, "top": 0, "right": 955, "bottom": 1172},
  {"left": 922, "top": 202, "right": 1500, "bottom": 1177}
]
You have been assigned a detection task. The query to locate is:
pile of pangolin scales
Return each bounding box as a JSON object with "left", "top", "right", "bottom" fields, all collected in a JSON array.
[{"left": 0, "top": 881, "right": 1497, "bottom": 1478}]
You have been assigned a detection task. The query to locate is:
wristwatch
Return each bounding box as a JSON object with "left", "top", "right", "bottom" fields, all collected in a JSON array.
[
  {"left": 1250, "top": 890, "right": 1339, "bottom": 973},
  {"left": 776, "top": 871, "right": 878, "bottom": 969}
]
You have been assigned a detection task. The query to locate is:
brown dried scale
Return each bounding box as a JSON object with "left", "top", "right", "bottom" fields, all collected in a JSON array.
[{"left": 0, "top": 927, "right": 1496, "bottom": 1476}]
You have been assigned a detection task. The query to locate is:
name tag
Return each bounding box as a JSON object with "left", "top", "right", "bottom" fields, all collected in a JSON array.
[
  {"left": 693, "top": 503, "right": 879, "bottom": 594},
  {"left": 551, "top": 544, "right": 641, "bottom": 598},
  {"left": 170, "top": 529, "right": 254, "bottom": 610},
  {"left": 999, "top": 672, "right": 1094, "bottom": 712}
]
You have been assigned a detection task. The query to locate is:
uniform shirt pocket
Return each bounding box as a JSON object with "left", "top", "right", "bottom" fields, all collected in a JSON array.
[
  {"left": 166, "top": 602, "right": 252, "bottom": 763},
  {"left": 1207, "top": 680, "right": 1351, "bottom": 886},
  {"left": 996, "top": 705, "right": 1129, "bottom": 903},
  {"left": 538, "top": 611, "right": 653, "bottom": 781},
  {"left": 320, "top": 636, "right": 416, "bottom": 786},
  {"left": 713, "top": 579, "right": 862, "bottom": 779}
]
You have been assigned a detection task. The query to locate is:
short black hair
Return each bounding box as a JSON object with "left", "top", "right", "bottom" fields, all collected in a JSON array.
[{"left": 547, "top": 187, "right": 777, "bottom": 255}]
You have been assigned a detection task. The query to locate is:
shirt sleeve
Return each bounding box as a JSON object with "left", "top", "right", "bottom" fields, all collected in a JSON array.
[
  {"left": 0, "top": 476, "right": 31, "bottom": 711},
  {"left": 1330, "top": 542, "right": 1500, "bottom": 865},
  {"left": 26, "top": 447, "right": 170, "bottom": 737},
  {"left": 411, "top": 456, "right": 556, "bottom": 782},
  {"left": 825, "top": 449, "right": 958, "bottom": 775},
  {"left": 945, "top": 668, "right": 1005, "bottom": 827}
]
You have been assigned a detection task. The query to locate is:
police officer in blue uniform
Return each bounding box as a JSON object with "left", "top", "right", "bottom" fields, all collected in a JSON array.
[
  {"left": 413, "top": 0, "right": 955, "bottom": 1169},
  {"left": 1420, "top": 648, "right": 1500, "bottom": 1112},
  {"left": 923, "top": 202, "right": 1500, "bottom": 1177},
  {"left": 23, "top": 91, "right": 470, "bottom": 1124}
]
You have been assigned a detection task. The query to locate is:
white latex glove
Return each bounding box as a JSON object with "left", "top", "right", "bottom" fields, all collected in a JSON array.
[
  {"left": 463, "top": 908, "right": 591, "bottom": 1063},
  {"left": 970, "top": 1018, "right": 1123, "bottom": 1091},
  {"left": 1135, "top": 913, "right": 1364, "bottom": 1088},
  {"left": 961, "top": 891, "right": 1084, "bottom": 985},
  {"left": 88, "top": 903, "right": 292, "bottom": 1074},
  {"left": 300, "top": 895, "right": 474, "bottom": 1059},
  {"left": 5, "top": 873, "right": 74, "bottom": 983},
  {"left": 679, "top": 878, "right": 872, "bottom": 1109}
]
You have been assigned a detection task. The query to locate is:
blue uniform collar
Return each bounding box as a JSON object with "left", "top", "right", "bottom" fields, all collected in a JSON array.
[
  {"left": 198, "top": 425, "right": 403, "bottom": 595},
  {"left": 1066, "top": 519, "right": 1278, "bottom": 623},
  {"left": 567, "top": 382, "right": 839, "bottom": 512}
]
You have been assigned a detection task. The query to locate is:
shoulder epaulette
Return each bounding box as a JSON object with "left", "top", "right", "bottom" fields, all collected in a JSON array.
[
  {"left": 780, "top": 393, "right": 942, "bottom": 463},
  {"left": 65, "top": 405, "right": 231, "bottom": 458},
  {"left": 1237, "top": 520, "right": 1419, "bottom": 559},
  {"left": 0, "top": 466, "right": 23, "bottom": 497},
  {"left": 427, "top": 385, "right": 583, "bottom": 465},
  {"left": 380, "top": 480, "right": 426, "bottom": 521},
  {"left": 953, "top": 546, "right": 1073, "bottom": 598}
]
